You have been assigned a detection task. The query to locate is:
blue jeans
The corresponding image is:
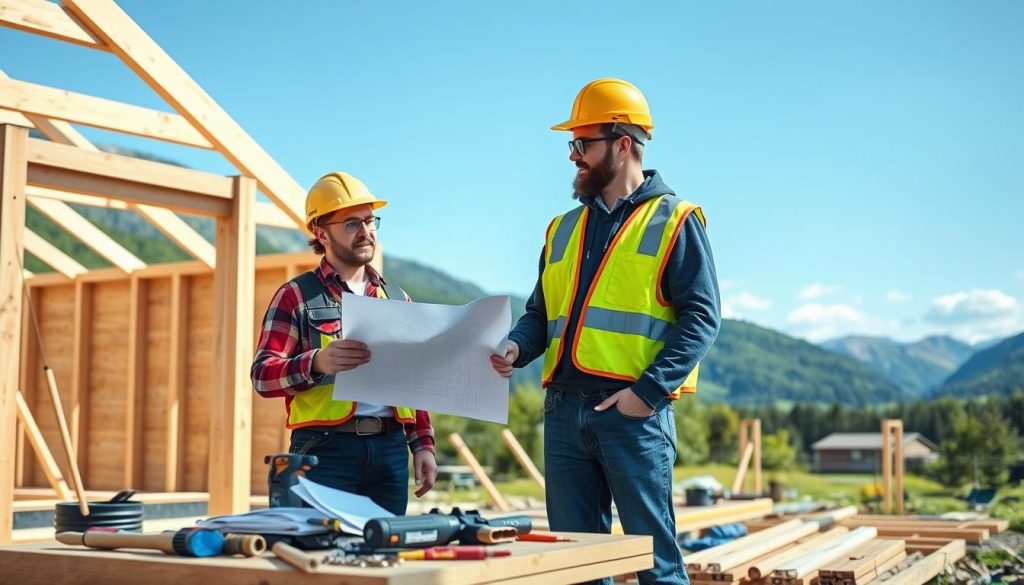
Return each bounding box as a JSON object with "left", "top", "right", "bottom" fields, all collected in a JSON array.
[
  {"left": 544, "top": 388, "right": 687, "bottom": 585},
  {"left": 290, "top": 427, "right": 410, "bottom": 515}
]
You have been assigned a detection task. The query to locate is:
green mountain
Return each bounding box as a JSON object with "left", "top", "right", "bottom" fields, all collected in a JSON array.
[
  {"left": 703, "top": 319, "right": 908, "bottom": 406},
  {"left": 820, "top": 334, "right": 973, "bottom": 394},
  {"left": 935, "top": 331, "right": 1024, "bottom": 397}
]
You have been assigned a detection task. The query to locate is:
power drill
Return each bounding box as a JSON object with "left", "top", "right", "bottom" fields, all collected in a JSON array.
[
  {"left": 265, "top": 453, "right": 317, "bottom": 508},
  {"left": 363, "top": 508, "right": 532, "bottom": 549}
]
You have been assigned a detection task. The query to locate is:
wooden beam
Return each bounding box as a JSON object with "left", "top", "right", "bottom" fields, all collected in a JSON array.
[
  {"left": 731, "top": 442, "right": 754, "bottom": 495},
  {"left": 70, "top": 281, "right": 91, "bottom": 474},
  {"left": 752, "top": 419, "right": 761, "bottom": 494},
  {"left": 0, "top": 0, "right": 107, "bottom": 49},
  {"left": 0, "top": 107, "right": 31, "bottom": 127},
  {"left": 26, "top": 138, "right": 233, "bottom": 216},
  {"left": 449, "top": 432, "right": 510, "bottom": 512},
  {"left": 15, "top": 285, "right": 37, "bottom": 489},
  {"left": 64, "top": 0, "right": 307, "bottom": 229},
  {"left": 28, "top": 196, "right": 145, "bottom": 272},
  {"left": 882, "top": 420, "right": 893, "bottom": 514},
  {"left": 15, "top": 392, "right": 72, "bottom": 501},
  {"left": 894, "top": 419, "right": 904, "bottom": 515},
  {"left": 500, "top": 428, "right": 545, "bottom": 491},
  {"left": 0, "top": 124, "right": 29, "bottom": 544},
  {"left": 22, "top": 229, "right": 86, "bottom": 278},
  {"left": 124, "top": 277, "right": 147, "bottom": 489},
  {"left": 207, "top": 176, "right": 255, "bottom": 515},
  {"left": 882, "top": 539, "right": 966, "bottom": 585},
  {"left": 164, "top": 274, "right": 187, "bottom": 492},
  {"left": 0, "top": 77, "right": 213, "bottom": 149}
]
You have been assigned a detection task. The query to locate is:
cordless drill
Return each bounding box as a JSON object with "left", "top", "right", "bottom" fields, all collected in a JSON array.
[
  {"left": 265, "top": 453, "right": 317, "bottom": 508},
  {"left": 363, "top": 508, "right": 532, "bottom": 549}
]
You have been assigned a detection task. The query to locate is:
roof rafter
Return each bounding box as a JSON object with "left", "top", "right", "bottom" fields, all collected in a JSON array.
[
  {"left": 0, "top": 0, "right": 107, "bottom": 49},
  {"left": 23, "top": 228, "right": 87, "bottom": 278}
]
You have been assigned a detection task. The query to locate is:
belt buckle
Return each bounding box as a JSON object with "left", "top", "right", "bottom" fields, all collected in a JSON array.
[{"left": 355, "top": 417, "right": 383, "bottom": 436}]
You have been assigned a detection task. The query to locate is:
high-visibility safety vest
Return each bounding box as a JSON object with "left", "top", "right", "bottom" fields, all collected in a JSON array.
[
  {"left": 541, "top": 195, "right": 704, "bottom": 398},
  {"left": 286, "top": 271, "right": 417, "bottom": 429}
]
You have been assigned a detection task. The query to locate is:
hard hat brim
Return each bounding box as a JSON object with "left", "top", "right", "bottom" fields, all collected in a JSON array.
[{"left": 306, "top": 197, "right": 387, "bottom": 230}]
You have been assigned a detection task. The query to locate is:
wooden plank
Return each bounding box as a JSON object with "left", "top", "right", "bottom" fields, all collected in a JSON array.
[
  {"left": 64, "top": 0, "right": 307, "bottom": 229},
  {"left": 731, "top": 442, "right": 753, "bottom": 495},
  {"left": 124, "top": 277, "right": 147, "bottom": 488},
  {"left": 0, "top": 0, "right": 106, "bottom": 48},
  {"left": 27, "top": 196, "right": 145, "bottom": 272},
  {"left": 164, "top": 274, "right": 187, "bottom": 492},
  {"left": 686, "top": 518, "right": 806, "bottom": 571},
  {"left": 862, "top": 525, "right": 988, "bottom": 543},
  {"left": 882, "top": 420, "right": 893, "bottom": 514},
  {"left": 17, "top": 285, "right": 38, "bottom": 488},
  {"left": 752, "top": 419, "right": 762, "bottom": 494},
  {"left": 449, "top": 432, "right": 510, "bottom": 512},
  {"left": 706, "top": 521, "right": 819, "bottom": 573},
  {"left": 881, "top": 539, "right": 966, "bottom": 585},
  {"left": 674, "top": 498, "right": 773, "bottom": 534},
  {"left": 0, "top": 106, "right": 31, "bottom": 126},
  {"left": 894, "top": 420, "right": 904, "bottom": 515},
  {"left": 0, "top": 77, "right": 213, "bottom": 149},
  {"left": 746, "top": 526, "right": 850, "bottom": 580},
  {"left": 818, "top": 538, "right": 903, "bottom": 580},
  {"left": 14, "top": 391, "right": 72, "bottom": 500},
  {"left": 501, "top": 428, "right": 545, "bottom": 491},
  {"left": 70, "top": 281, "right": 91, "bottom": 474},
  {"left": 207, "top": 176, "right": 256, "bottom": 515},
  {"left": 773, "top": 526, "right": 878, "bottom": 580},
  {"left": 85, "top": 280, "right": 129, "bottom": 489},
  {"left": 26, "top": 135, "right": 232, "bottom": 196},
  {"left": 0, "top": 123, "right": 29, "bottom": 544},
  {"left": 22, "top": 229, "right": 86, "bottom": 278}
]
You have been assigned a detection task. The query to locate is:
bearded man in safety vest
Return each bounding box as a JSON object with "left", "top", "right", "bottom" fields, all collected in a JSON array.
[
  {"left": 491, "top": 79, "right": 721, "bottom": 585},
  {"left": 252, "top": 172, "right": 437, "bottom": 515}
]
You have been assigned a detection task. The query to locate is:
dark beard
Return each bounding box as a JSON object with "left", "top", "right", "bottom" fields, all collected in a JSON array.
[
  {"left": 329, "top": 236, "right": 375, "bottom": 266},
  {"left": 572, "top": 146, "right": 616, "bottom": 199}
]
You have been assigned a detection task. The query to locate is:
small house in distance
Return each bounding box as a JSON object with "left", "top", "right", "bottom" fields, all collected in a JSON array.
[{"left": 811, "top": 432, "right": 939, "bottom": 472}]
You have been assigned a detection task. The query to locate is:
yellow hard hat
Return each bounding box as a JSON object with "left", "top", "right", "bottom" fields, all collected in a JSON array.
[
  {"left": 304, "top": 171, "right": 387, "bottom": 231},
  {"left": 551, "top": 78, "right": 654, "bottom": 136}
]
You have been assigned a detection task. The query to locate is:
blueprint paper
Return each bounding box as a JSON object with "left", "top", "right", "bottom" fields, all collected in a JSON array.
[
  {"left": 333, "top": 294, "right": 512, "bottom": 424},
  {"left": 292, "top": 476, "right": 395, "bottom": 535}
]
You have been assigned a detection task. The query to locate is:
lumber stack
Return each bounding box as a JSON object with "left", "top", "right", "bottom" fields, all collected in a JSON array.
[{"left": 683, "top": 509, "right": 978, "bottom": 585}]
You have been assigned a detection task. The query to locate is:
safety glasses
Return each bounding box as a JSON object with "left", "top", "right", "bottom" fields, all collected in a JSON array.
[
  {"left": 568, "top": 136, "right": 617, "bottom": 157},
  {"left": 321, "top": 216, "right": 381, "bottom": 234}
]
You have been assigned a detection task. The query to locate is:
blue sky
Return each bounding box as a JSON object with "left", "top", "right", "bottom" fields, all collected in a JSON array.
[{"left": 3, "top": 1, "right": 1022, "bottom": 344}]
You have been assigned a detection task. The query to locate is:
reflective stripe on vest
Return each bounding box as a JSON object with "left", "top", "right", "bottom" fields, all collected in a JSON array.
[
  {"left": 285, "top": 271, "right": 416, "bottom": 429},
  {"left": 540, "top": 195, "right": 703, "bottom": 397}
]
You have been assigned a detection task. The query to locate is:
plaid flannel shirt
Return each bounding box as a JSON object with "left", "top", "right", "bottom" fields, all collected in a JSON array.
[{"left": 251, "top": 257, "right": 435, "bottom": 454}]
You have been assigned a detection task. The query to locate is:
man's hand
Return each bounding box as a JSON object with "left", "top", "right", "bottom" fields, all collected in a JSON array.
[
  {"left": 312, "top": 339, "right": 370, "bottom": 375},
  {"left": 489, "top": 340, "right": 520, "bottom": 378},
  {"left": 413, "top": 450, "right": 438, "bottom": 497},
  {"left": 594, "top": 387, "right": 655, "bottom": 418}
]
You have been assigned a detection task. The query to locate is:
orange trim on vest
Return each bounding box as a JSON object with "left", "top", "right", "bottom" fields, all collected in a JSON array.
[
  {"left": 655, "top": 205, "right": 696, "bottom": 308},
  {"left": 541, "top": 207, "right": 589, "bottom": 387}
]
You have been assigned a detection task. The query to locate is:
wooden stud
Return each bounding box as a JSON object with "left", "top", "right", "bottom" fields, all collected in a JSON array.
[
  {"left": 164, "top": 274, "right": 188, "bottom": 492},
  {"left": 22, "top": 229, "right": 86, "bottom": 278},
  {"left": 894, "top": 420, "right": 904, "bottom": 515},
  {"left": 0, "top": 123, "right": 29, "bottom": 544},
  {"left": 449, "top": 432, "right": 510, "bottom": 512},
  {"left": 0, "top": 77, "right": 213, "bottom": 149},
  {"left": 64, "top": 0, "right": 308, "bottom": 229},
  {"left": 17, "top": 283, "right": 37, "bottom": 488},
  {"left": 731, "top": 442, "right": 753, "bottom": 495},
  {"left": 124, "top": 277, "right": 147, "bottom": 489},
  {"left": 752, "top": 419, "right": 762, "bottom": 495},
  {"left": 0, "top": 0, "right": 107, "bottom": 49},
  {"left": 882, "top": 420, "right": 893, "bottom": 514},
  {"left": 501, "top": 428, "right": 545, "bottom": 491},
  {"left": 70, "top": 281, "right": 91, "bottom": 474},
  {"left": 14, "top": 392, "right": 72, "bottom": 501},
  {"left": 207, "top": 176, "right": 255, "bottom": 515},
  {"left": 882, "top": 539, "right": 966, "bottom": 585}
]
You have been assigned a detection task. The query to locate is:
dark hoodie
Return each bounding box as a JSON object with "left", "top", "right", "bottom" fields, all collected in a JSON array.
[{"left": 507, "top": 170, "right": 721, "bottom": 410}]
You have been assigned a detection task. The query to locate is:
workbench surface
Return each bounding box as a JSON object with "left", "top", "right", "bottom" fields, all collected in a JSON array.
[{"left": 0, "top": 531, "right": 652, "bottom": 585}]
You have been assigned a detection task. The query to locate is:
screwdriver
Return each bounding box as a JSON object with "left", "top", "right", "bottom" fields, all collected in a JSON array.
[{"left": 398, "top": 546, "right": 512, "bottom": 560}]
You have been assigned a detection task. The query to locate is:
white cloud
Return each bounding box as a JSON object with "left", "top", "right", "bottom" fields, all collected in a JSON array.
[
  {"left": 786, "top": 303, "right": 868, "bottom": 342},
  {"left": 885, "top": 290, "right": 912, "bottom": 303},
  {"left": 721, "top": 292, "right": 771, "bottom": 320},
  {"left": 1016, "top": 269, "right": 1024, "bottom": 280},
  {"left": 797, "top": 283, "right": 841, "bottom": 301},
  {"left": 923, "top": 289, "right": 1022, "bottom": 343}
]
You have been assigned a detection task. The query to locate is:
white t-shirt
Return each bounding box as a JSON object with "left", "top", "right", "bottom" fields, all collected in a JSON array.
[{"left": 347, "top": 278, "right": 393, "bottom": 419}]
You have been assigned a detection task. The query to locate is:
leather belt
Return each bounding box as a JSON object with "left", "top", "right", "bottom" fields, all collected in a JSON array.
[{"left": 309, "top": 417, "right": 403, "bottom": 436}]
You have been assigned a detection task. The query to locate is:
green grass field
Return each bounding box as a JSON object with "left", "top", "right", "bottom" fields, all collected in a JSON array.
[{"left": 423, "top": 463, "right": 1024, "bottom": 531}]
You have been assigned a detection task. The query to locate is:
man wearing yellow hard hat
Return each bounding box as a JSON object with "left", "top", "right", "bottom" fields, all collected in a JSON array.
[
  {"left": 252, "top": 172, "right": 437, "bottom": 514},
  {"left": 492, "top": 79, "right": 721, "bottom": 584}
]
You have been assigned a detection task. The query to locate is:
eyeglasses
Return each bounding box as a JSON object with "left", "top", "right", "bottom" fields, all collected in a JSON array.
[
  {"left": 569, "top": 136, "right": 617, "bottom": 157},
  {"left": 321, "top": 216, "right": 381, "bottom": 234}
]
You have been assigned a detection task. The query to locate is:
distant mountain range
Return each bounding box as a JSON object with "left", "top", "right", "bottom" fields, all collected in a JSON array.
[
  {"left": 25, "top": 145, "right": 1021, "bottom": 404},
  {"left": 820, "top": 335, "right": 974, "bottom": 395},
  {"left": 933, "top": 331, "right": 1024, "bottom": 397}
]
